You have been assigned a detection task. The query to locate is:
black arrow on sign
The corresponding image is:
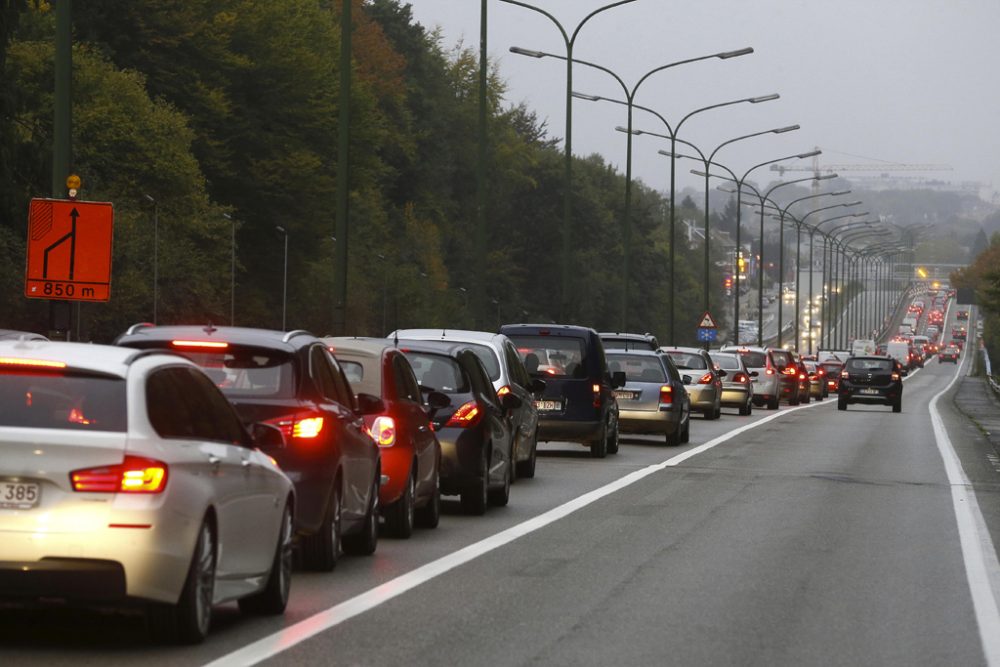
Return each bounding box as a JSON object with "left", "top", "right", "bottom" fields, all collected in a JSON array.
[{"left": 43, "top": 207, "right": 78, "bottom": 280}]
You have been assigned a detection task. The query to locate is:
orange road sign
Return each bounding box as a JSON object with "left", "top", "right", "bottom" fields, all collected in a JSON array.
[{"left": 24, "top": 198, "right": 113, "bottom": 302}]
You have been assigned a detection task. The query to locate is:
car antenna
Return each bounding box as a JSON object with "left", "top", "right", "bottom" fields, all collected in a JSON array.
[{"left": 393, "top": 330, "right": 399, "bottom": 348}]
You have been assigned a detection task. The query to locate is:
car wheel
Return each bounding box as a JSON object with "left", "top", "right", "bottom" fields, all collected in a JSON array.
[
  {"left": 589, "top": 423, "right": 608, "bottom": 458},
  {"left": 892, "top": 399, "right": 902, "bottom": 413},
  {"left": 838, "top": 397, "right": 847, "bottom": 411},
  {"left": 148, "top": 519, "right": 215, "bottom": 644},
  {"left": 239, "top": 501, "right": 293, "bottom": 615},
  {"left": 515, "top": 428, "right": 538, "bottom": 479},
  {"left": 461, "top": 447, "right": 489, "bottom": 515},
  {"left": 488, "top": 456, "right": 512, "bottom": 507},
  {"left": 767, "top": 396, "right": 779, "bottom": 410},
  {"left": 606, "top": 420, "right": 619, "bottom": 455},
  {"left": 300, "top": 483, "right": 341, "bottom": 572},
  {"left": 342, "top": 474, "right": 379, "bottom": 556},
  {"left": 680, "top": 413, "right": 691, "bottom": 443},
  {"left": 739, "top": 400, "right": 750, "bottom": 416},
  {"left": 803, "top": 392, "right": 811, "bottom": 404},
  {"left": 415, "top": 460, "right": 441, "bottom": 529},
  {"left": 665, "top": 424, "right": 681, "bottom": 446},
  {"left": 384, "top": 468, "right": 415, "bottom": 539}
]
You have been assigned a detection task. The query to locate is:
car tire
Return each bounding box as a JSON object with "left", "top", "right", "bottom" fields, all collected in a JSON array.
[
  {"left": 342, "top": 474, "right": 379, "bottom": 556},
  {"left": 461, "top": 448, "right": 489, "bottom": 515},
  {"left": 239, "top": 501, "right": 293, "bottom": 615},
  {"left": 606, "top": 420, "right": 619, "bottom": 455},
  {"left": 703, "top": 407, "right": 716, "bottom": 420},
  {"left": 838, "top": 397, "right": 847, "bottom": 411},
  {"left": 515, "top": 429, "right": 538, "bottom": 479},
  {"left": 713, "top": 403, "right": 722, "bottom": 419},
  {"left": 739, "top": 400, "right": 750, "bottom": 416},
  {"left": 148, "top": 519, "right": 215, "bottom": 644},
  {"left": 892, "top": 399, "right": 902, "bottom": 413},
  {"left": 803, "top": 392, "right": 811, "bottom": 404},
  {"left": 767, "top": 396, "right": 779, "bottom": 410},
  {"left": 680, "top": 415, "right": 690, "bottom": 443},
  {"left": 414, "top": 461, "right": 441, "bottom": 529},
  {"left": 384, "top": 468, "right": 415, "bottom": 539},
  {"left": 488, "top": 456, "right": 512, "bottom": 507},
  {"left": 590, "top": 423, "right": 609, "bottom": 459},
  {"left": 300, "top": 484, "right": 341, "bottom": 572}
]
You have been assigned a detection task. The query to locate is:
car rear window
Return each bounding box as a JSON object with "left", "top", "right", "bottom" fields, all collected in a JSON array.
[
  {"left": 464, "top": 343, "right": 502, "bottom": 381},
  {"left": 602, "top": 338, "right": 656, "bottom": 351},
  {"left": 0, "top": 371, "right": 127, "bottom": 431},
  {"left": 508, "top": 335, "right": 588, "bottom": 379},
  {"left": 607, "top": 354, "right": 665, "bottom": 383},
  {"left": 337, "top": 358, "right": 383, "bottom": 397},
  {"left": 709, "top": 353, "right": 741, "bottom": 370},
  {"left": 846, "top": 358, "right": 894, "bottom": 372},
  {"left": 665, "top": 351, "right": 707, "bottom": 370},
  {"left": 177, "top": 347, "right": 296, "bottom": 398},
  {"left": 821, "top": 362, "right": 842, "bottom": 373},
  {"left": 404, "top": 352, "right": 469, "bottom": 393},
  {"left": 770, "top": 350, "right": 792, "bottom": 368},
  {"left": 734, "top": 351, "right": 766, "bottom": 368}
]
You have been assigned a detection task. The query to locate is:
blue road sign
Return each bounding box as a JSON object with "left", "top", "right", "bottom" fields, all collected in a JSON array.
[{"left": 697, "top": 327, "right": 718, "bottom": 342}]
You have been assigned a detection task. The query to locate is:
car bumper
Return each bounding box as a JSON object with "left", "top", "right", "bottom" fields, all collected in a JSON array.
[
  {"left": 840, "top": 386, "right": 901, "bottom": 404},
  {"left": 618, "top": 408, "right": 679, "bottom": 435},
  {"left": 720, "top": 387, "right": 750, "bottom": 407},
  {"left": 535, "top": 417, "right": 603, "bottom": 445}
]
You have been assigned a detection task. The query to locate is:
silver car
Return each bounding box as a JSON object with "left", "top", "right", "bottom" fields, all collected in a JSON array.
[
  {"left": 606, "top": 349, "right": 690, "bottom": 446},
  {"left": 0, "top": 341, "right": 294, "bottom": 644},
  {"left": 719, "top": 345, "right": 780, "bottom": 410},
  {"left": 661, "top": 346, "right": 722, "bottom": 420},
  {"left": 389, "top": 329, "right": 544, "bottom": 479},
  {"left": 709, "top": 351, "right": 755, "bottom": 416}
]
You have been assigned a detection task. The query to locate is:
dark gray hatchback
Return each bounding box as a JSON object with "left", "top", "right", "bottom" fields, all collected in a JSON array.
[{"left": 500, "top": 324, "right": 625, "bottom": 459}]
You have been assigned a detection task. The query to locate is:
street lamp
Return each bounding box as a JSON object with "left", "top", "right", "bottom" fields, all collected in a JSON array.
[
  {"left": 223, "top": 212, "right": 236, "bottom": 326},
  {"left": 144, "top": 194, "right": 158, "bottom": 324},
  {"left": 504, "top": 0, "right": 640, "bottom": 321},
  {"left": 275, "top": 225, "right": 288, "bottom": 331},
  {"left": 520, "top": 46, "right": 756, "bottom": 333},
  {"left": 377, "top": 253, "right": 388, "bottom": 334},
  {"left": 693, "top": 148, "right": 822, "bottom": 343}
]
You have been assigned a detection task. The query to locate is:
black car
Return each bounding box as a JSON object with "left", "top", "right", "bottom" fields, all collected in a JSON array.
[
  {"left": 501, "top": 324, "right": 625, "bottom": 458},
  {"left": 115, "top": 324, "right": 383, "bottom": 571},
  {"left": 599, "top": 331, "right": 659, "bottom": 351},
  {"left": 837, "top": 356, "right": 903, "bottom": 413},
  {"left": 397, "top": 339, "right": 518, "bottom": 515}
]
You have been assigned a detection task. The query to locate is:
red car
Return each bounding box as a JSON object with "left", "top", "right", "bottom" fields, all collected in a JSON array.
[
  {"left": 939, "top": 346, "right": 960, "bottom": 363},
  {"left": 821, "top": 360, "right": 843, "bottom": 392},
  {"left": 327, "top": 337, "right": 444, "bottom": 538}
]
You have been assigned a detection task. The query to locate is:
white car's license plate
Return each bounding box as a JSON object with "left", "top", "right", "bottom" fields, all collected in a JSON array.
[
  {"left": 614, "top": 390, "right": 638, "bottom": 401},
  {"left": 535, "top": 399, "right": 562, "bottom": 412},
  {"left": 0, "top": 481, "right": 40, "bottom": 509}
]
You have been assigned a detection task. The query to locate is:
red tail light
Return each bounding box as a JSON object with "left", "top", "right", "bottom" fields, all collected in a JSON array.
[
  {"left": 818, "top": 369, "right": 826, "bottom": 377},
  {"left": 71, "top": 456, "right": 168, "bottom": 493},
  {"left": 841, "top": 371, "right": 849, "bottom": 379},
  {"left": 659, "top": 385, "right": 673, "bottom": 406},
  {"left": 781, "top": 367, "right": 797, "bottom": 376},
  {"left": 0, "top": 357, "right": 67, "bottom": 369},
  {"left": 593, "top": 383, "right": 602, "bottom": 408},
  {"left": 170, "top": 340, "right": 229, "bottom": 349},
  {"left": 264, "top": 412, "right": 325, "bottom": 440},
  {"left": 733, "top": 372, "right": 749, "bottom": 383},
  {"left": 497, "top": 385, "right": 511, "bottom": 398},
  {"left": 798, "top": 372, "right": 806, "bottom": 380},
  {"left": 698, "top": 372, "right": 714, "bottom": 384},
  {"left": 891, "top": 372, "right": 901, "bottom": 381},
  {"left": 765, "top": 368, "right": 775, "bottom": 376},
  {"left": 371, "top": 416, "right": 396, "bottom": 447},
  {"left": 445, "top": 401, "right": 482, "bottom": 428}
]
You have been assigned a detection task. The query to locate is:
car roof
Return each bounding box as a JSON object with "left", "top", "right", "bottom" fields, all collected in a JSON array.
[
  {"left": 115, "top": 323, "right": 317, "bottom": 352},
  {"left": 599, "top": 332, "right": 656, "bottom": 341},
  {"left": 0, "top": 339, "right": 174, "bottom": 378},
  {"left": 500, "top": 323, "right": 597, "bottom": 336},
  {"left": 661, "top": 346, "right": 707, "bottom": 354},
  {"left": 606, "top": 348, "right": 662, "bottom": 357},
  {"left": 0, "top": 328, "right": 49, "bottom": 341},
  {"left": 389, "top": 329, "right": 507, "bottom": 348},
  {"left": 394, "top": 338, "right": 473, "bottom": 357},
  {"left": 719, "top": 345, "right": 767, "bottom": 353},
  {"left": 323, "top": 336, "right": 394, "bottom": 359}
]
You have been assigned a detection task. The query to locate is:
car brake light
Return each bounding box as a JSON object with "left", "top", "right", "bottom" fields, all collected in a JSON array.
[
  {"left": 445, "top": 401, "right": 482, "bottom": 428},
  {"left": 71, "top": 456, "right": 168, "bottom": 493},
  {"left": 765, "top": 368, "right": 775, "bottom": 375},
  {"left": 659, "top": 385, "right": 673, "bottom": 405},
  {"left": 593, "top": 383, "right": 602, "bottom": 408},
  {"left": 698, "top": 372, "right": 714, "bottom": 384},
  {"left": 497, "top": 385, "right": 511, "bottom": 398},
  {"left": 818, "top": 369, "right": 825, "bottom": 377},
  {"left": 841, "top": 371, "right": 849, "bottom": 379},
  {"left": 733, "top": 372, "right": 749, "bottom": 383},
  {"left": 891, "top": 373, "right": 901, "bottom": 381},
  {"left": 799, "top": 372, "right": 806, "bottom": 380},
  {"left": 170, "top": 340, "right": 229, "bottom": 349},
  {"left": 264, "top": 413, "right": 325, "bottom": 440},
  {"left": 371, "top": 415, "right": 396, "bottom": 447},
  {"left": 0, "top": 357, "right": 67, "bottom": 369},
  {"left": 781, "top": 367, "right": 797, "bottom": 376}
]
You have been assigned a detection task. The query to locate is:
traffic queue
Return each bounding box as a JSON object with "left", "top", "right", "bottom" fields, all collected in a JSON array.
[{"left": 0, "top": 292, "right": 965, "bottom": 643}]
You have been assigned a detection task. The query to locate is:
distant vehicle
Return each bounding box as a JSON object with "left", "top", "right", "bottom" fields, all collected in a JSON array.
[
  {"left": 886, "top": 340, "right": 912, "bottom": 373},
  {"left": 0, "top": 340, "right": 295, "bottom": 644},
  {"left": 939, "top": 346, "right": 960, "bottom": 363},
  {"left": 803, "top": 360, "right": 827, "bottom": 400},
  {"left": 710, "top": 351, "right": 756, "bottom": 415},
  {"left": 0, "top": 329, "right": 48, "bottom": 341},
  {"left": 957, "top": 310, "right": 969, "bottom": 321},
  {"left": 897, "top": 324, "right": 913, "bottom": 336},
  {"left": 820, "top": 359, "right": 844, "bottom": 393},
  {"left": 599, "top": 332, "right": 659, "bottom": 351},
  {"left": 502, "top": 324, "right": 624, "bottom": 458},
  {"left": 851, "top": 338, "right": 876, "bottom": 357},
  {"left": 838, "top": 356, "right": 903, "bottom": 413},
  {"left": 952, "top": 326, "right": 968, "bottom": 341},
  {"left": 606, "top": 349, "right": 690, "bottom": 446},
  {"left": 719, "top": 345, "right": 780, "bottom": 410},
  {"left": 661, "top": 347, "right": 723, "bottom": 419}
]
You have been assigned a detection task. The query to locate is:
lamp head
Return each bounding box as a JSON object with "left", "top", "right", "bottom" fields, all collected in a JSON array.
[
  {"left": 831, "top": 190, "right": 852, "bottom": 196},
  {"left": 509, "top": 46, "right": 546, "bottom": 58},
  {"left": 615, "top": 126, "right": 641, "bottom": 135},
  {"left": 815, "top": 173, "right": 837, "bottom": 180},
  {"left": 797, "top": 150, "right": 822, "bottom": 159},
  {"left": 773, "top": 125, "right": 800, "bottom": 134},
  {"left": 749, "top": 93, "right": 779, "bottom": 103},
  {"left": 718, "top": 47, "right": 754, "bottom": 59},
  {"left": 572, "top": 91, "right": 602, "bottom": 102}
]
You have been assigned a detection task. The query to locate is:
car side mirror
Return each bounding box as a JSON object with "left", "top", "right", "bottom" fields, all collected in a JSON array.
[
  {"left": 611, "top": 371, "right": 627, "bottom": 389},
  {"left": 252, "top": 422, "right": 286, "bottom": 449},
  {"left": 529, "top": 378, "right": 547, "bottom": 395},
  {"left": 750, "top": 370, "right": 759, "bottom": 377},
  {"left": 716, "top": 369, "right": 728, "bottom": 378},
  {"left": 682, "top": 376, "right": 692, "bottom": 385},
  {"left": 424, "top": 390, "right": 451, "bottom": 417},
  {"left": 501, "top": 393, "right": 523, "bottom": 411},
  {"left": 356, "top": 392, "right": 386, "bottom": 416}
]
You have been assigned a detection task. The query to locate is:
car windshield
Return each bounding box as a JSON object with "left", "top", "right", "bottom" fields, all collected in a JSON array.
[
  {"left": 607, "top": 354, "right": 665, "bottom": 383},
  {"left": 508, "top": 335, "right": 587, "bottom": 378},
  {"left": 846, "top": 358, "right": 894, "bottom": 372},
  {"left": 404, "top": 352, "right": 469, "bottom": 394},
  {"left": 177, "top": 347, "right": 296, "bottom": 398},
  {"left": 0, "top": 371, "right": 127, "bottom": 431},
  {"left": 665, "top": 351, "right": 707, "bottom": 370}
]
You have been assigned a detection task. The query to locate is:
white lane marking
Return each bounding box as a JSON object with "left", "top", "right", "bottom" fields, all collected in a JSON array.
[
  {"left": 205, "top": 397, "right": 831, "bottom": 666},
  {"left": 929, "top": 345, "right": 1000, "bottom": 666}
]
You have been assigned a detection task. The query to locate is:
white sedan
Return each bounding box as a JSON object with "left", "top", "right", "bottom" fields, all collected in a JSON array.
[{"left": 0, "top": 341, "right": 294, "bottom": 643}]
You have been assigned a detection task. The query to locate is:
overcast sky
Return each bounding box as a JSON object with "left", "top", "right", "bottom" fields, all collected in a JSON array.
[{"left": 407, "top": 0, "right": 1000, "bottom": 198}]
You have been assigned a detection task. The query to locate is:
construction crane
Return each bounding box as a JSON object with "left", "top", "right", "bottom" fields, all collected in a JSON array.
[{"left": 770, "top": 148, "right": 952, "bottom": 178}]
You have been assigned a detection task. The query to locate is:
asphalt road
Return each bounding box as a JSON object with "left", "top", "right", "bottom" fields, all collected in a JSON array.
[{"left": 2, "top": 316, "right": 999, "bottom": 665}]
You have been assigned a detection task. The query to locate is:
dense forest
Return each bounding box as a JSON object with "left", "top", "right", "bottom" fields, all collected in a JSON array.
[{"left": 0, "top": 1, "right": 991, "bottom": 345}]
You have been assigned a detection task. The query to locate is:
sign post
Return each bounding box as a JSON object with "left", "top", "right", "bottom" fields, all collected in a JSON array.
[
  {"left": 697, "top": 311, "right": 718, "bottom": 346},
  {"left": 24, "top": 198, "right": 113, "bottom": 302}
]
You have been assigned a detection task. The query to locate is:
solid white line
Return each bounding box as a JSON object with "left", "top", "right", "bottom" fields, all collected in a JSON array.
[
  {"left": 929, "top": 343, "right": 1000, "bottom": 666},
  {"left": 204, "top": 398, "right": 831, "bottom": 667}
]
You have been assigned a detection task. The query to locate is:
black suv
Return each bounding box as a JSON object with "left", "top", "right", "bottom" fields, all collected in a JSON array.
[
  {"left": 115, "top": 324, "right": 383, "bottom": 571},
  {"left": 599, "top": 332, "right": 659, "bottom": 351},
  {"left": 501, "top": 324, "right": 625, "bottom": 458},
  {"left": 837, "top": 355, "right": 903, "bottom": 413}
]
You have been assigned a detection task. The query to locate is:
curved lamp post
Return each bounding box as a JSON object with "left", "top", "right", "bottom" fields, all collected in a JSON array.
[
  {"left": 803, "top": 211, "right": 867, "bottom": 352},
  {"left": 511, "top": 46, "right": 755, "bottom": 332},
  {"left": 502, "top": 0, "right": 640, "bottom": 320},
  {"left": 275, "top": 225, "right": 289, "bottom": 331},
  {"left": 823, "top": 224, "right": 886, "bottom": 348},
  {"left": 144, "top": 194, "right": 158, "bottom": 324}
]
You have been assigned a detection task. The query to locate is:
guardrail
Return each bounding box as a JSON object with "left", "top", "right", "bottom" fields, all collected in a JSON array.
[{"left": 983, "top": 346, "right": 1000, "bottom": 395}]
